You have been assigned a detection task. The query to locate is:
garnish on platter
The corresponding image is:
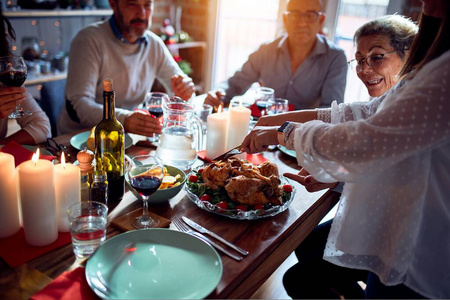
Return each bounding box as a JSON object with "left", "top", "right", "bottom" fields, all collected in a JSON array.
[{"left": 185, "top": 157, "right": 295, "bottom": 220}]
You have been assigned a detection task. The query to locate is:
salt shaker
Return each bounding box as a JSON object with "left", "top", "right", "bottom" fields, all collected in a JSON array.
[{"left": 77, "top": 148, "right": 94, "bottom": 202}]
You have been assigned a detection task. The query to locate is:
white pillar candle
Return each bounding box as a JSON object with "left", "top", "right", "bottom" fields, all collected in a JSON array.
[
  {"left": 17, "top": 149, "right": 58, "bottom": 246},
  {"left": 206, "top": 107, "right": 229, "bottom": 160},
  {"left": 227, "top": 100, "right": 251, "bottom": 150},
  {"left": 0, "top": 152, "right": 21, "bottom": 238},
  {"left": 54, "top": 153, "right": 80, "bottom": 232}
]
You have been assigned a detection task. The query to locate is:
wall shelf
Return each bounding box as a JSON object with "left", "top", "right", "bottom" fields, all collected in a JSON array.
[
  {"left": 25, "top": 72, "right": 67, "bottom": 86},
  {"left": 4, "top": 9, "right": 112, "bottom": 18}
]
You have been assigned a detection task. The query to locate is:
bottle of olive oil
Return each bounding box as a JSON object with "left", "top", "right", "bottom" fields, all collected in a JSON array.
[{"left": 94, "top": 78, "right": 125, "bottom": 203}]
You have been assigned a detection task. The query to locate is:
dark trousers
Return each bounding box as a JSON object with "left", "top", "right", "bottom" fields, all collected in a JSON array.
[{"left": 282, "top": 220, "right": 426, "bottom": 299}]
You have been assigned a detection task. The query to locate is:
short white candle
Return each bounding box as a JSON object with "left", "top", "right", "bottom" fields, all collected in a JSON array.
[
  {"left": 206, "top": 106, "right": 229, "bottom": 159},
  {"left": 0, "top": 152, "right": 21, "bottom": 238},
  {"left": 17, "top": 149, "right": 58, "bottom": 246},
  {"left": 227, "top": 99, "right": 251, "bottom": 150},
  {"left": 54, "top": 153, "right": 80, "bottom": 232}
]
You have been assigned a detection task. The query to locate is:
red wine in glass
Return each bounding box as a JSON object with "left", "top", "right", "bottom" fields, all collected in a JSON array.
[
  {"left": 148, "top": 105, "right": 164, "bottom": 118},
  {"left": 0, "top": 70, "right": 27, "bottom": 87},
  {"left": 130, "top": 175, "right": 162, "bottom": 196},
  {"left": 0, "top": 56, "right": 32, "bottom": 118}
]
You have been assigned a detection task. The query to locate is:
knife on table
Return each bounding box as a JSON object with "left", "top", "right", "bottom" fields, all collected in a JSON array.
[{"left": 182, "top": 216, "right": 249, "bottom": 256}]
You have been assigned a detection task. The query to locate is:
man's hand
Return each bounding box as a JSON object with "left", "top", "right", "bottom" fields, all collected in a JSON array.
[
  {"left": 171, "top": 74, "right": 195, "bottom": 101},
  {"left": 0, "top": 86, "right": 27, "bottom": 118},
  {"left": 123, "top": 111, "right": 163, "bottom": 137},
  {"left": 284, "top": 168, "right": 338, "bottom": 193},
  {"left": 204, "top": 89, "right": 225, "bottom": 112}
]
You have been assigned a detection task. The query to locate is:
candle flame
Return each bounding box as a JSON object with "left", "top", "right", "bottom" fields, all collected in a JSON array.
[
  {"left": 239, "top": 99, "right": 243, "bottom": 107},
  {"left": 61, "top": 152, "right": 66, "bottom": 167},
  {"left": 31, "top": 148, "right": 40, "bottom": 165},
  {"left": 218, "top": 105, "right": 223, "bottom": 113}
]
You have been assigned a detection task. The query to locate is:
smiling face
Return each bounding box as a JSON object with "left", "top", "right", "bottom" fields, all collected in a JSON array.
[
  {"left": 283, "top": 0, "right": 325, "bottom": 47},
  {"left": 109, "top": 0, "right": 154, "bottom": 43},
  {"left": 355, "top": 34, "right": 405, "bottom": 97}
]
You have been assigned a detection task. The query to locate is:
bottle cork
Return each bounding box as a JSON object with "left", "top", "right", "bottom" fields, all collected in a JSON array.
[{"left": 103, "top": 78, "right": 113, "bottom": 92}]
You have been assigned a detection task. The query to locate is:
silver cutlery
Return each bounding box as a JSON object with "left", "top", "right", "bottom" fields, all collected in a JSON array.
[
  {"left": 172, "top": 217, "right": 243, "bottom": 261},
  {"left": 182, "top": 216, "right": 249, "bottom": 256},
  {"left": 212, "top": 144, "right": 242, "bottom": 161}
]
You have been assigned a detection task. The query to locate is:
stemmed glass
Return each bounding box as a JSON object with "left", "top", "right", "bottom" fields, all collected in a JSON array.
[
  {"left": 0, "top": 56, "right": 32, "bottom": 118},
  {"left": 128, "top": 155, "right": 164, "bottom": 229},
  {"left": 144, "top": 92, "right": 169, "bottom": 142},
  {"left": 254, "top": 87, "right": 274, "bottom": 117}
]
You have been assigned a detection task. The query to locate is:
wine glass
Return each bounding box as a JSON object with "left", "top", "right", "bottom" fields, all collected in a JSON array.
[
  {"left": 266, "top": 98, "right": 289, "bottom": 115},
  {"left": 0, "top": 56, "right": 32, "bottom": 118},
  {"left": 144, "top": 92, "right": 169, "bottom": 142},
  {"left": 254, "top": 87, "right": 274, "bottom": 117},
  {"left": 128, "top": 155, "right": 164, "bottom": 228}
]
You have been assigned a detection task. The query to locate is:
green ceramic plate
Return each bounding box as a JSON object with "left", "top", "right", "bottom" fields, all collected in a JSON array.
[
  {"left": 69, "top": 131, "right": 133, "bottom": 151},
  {"left": 125, "top": 164, "right": 186, "bottom": 204},
  {"left": 277, "top": 145, "right": 296, "bottom": 158},
  {"left": 85, "top": 228, "right": 222, "bottom": 299}
]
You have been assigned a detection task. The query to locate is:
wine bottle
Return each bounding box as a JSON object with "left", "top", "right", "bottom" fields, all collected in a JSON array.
[{"left": 94, "top": 78, "right": 125, "bottom": 204}]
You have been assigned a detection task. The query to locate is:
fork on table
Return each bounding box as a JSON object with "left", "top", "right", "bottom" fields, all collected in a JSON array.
[{"left": 172, "top": 217, "right": 243, "bottom": 261}]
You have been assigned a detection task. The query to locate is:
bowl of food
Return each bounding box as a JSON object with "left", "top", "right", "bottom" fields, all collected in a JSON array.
[{"left": 126, "top": 164, "right": 186, "bottom": 204}]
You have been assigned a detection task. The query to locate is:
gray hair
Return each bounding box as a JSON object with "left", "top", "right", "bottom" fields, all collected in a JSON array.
[{"left": 354, "top": 15, "right": 418, "bottom": 60}]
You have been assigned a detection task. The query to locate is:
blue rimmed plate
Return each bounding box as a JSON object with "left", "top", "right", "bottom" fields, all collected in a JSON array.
[
  {"left": 277, "top": 145, "right": 296, "bottom": 158},
  {"left": 70, "top": 131, "right": 133, "bottom": 151},
  {"left": 85, "top": 228, "right": 222, "bottom": 299}
]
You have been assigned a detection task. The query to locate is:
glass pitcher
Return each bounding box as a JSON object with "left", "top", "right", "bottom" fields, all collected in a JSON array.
[{"left": 156, "top": 97, "right": 203, "bottom": 171}]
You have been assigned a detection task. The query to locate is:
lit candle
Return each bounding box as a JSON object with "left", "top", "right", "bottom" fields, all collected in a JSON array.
[
  {"left": 0, "top": 152, "right": 21, "bottom": 238},
  {"left": 17, "top": 149, "right": 58, "bottom": 246},
  {"left": 54, "top": 152, "right": 80, "bottom": 232},
  {"left": 206, "top": 106, "right": 229, "bottom": 159},
  {"left": 227, "top": 99, "right": 251, "bottom": 150}
]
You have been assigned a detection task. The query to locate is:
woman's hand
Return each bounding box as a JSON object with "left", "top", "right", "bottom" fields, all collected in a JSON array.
[
  {"left": 241, "top": 125, "right": 278, "bottom": 153},
  {"left": 255, "top": 113, "right": 290, "bottom": 126},
  {"left": 0, "top": 86, "right": 27, "bottom": 118},
  {"left": 171, "top": 74, "right": 195, "bottom": 101},
  {"left": 284, "top": 168, "right": 338, "bottom": 193}
]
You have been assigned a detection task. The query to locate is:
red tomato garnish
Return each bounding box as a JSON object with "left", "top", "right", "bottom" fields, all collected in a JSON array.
[
  {"left": 217, "top": 201, "right": 228, "bottom": 210},
  {"left": 189, "top": 174, "right": 199, "bottom": 183},
  {"left": 198, "top": 168, "right": 204, "bottom": 174},
  {"left": 283, "top": 184, "right": 293, "bottom": 193},
  {"left": 236, "top": 205, "right": 247, "bottom": 212},
  {"left": 253, "top": 204, "right": 264, "bottom": 211},
  {"left": 200, "top": 194, "right": 211, "bottom": 202}
]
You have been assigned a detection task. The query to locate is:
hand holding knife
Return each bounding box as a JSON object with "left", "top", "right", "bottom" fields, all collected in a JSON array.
[{"left": 182, "top": 216, "right": 249, "bottom": 256}]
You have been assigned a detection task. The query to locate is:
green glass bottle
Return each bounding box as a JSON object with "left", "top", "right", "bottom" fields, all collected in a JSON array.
[{"left": 94, "top": 78, "right": 125, "bottom": 204}]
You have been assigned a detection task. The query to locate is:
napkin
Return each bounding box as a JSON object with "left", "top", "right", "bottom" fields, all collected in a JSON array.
[
  {"left": 0, "top": 229, "right": 71, "bottom": 268},
  {"left": 0, "top": 141, "right": 56, "bottom": 167},
  {"left": 197, "top": 150, "right": 268, "bottom": 165},
  {"left": 31, "top": 267, "right": 98, "bottom": 300}
]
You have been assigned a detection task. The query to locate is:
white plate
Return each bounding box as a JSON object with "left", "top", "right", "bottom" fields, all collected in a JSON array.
[
  {"left": 69, "top": 131, "right": 133, "bottom": 151},
  {"left": 85, "top": 229, "right": 222, "bottom": 299}
]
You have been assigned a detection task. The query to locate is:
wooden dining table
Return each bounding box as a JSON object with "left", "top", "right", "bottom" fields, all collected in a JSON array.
[{"left": 0, "top": 130, "right": 340, "bottom": 299}]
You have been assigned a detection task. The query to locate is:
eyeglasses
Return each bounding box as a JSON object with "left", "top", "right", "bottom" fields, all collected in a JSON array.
[
  {"left": 284, "top": 11, "right": 324, "bottom": 23},
  {"left": 348, "top": 51, "right": 400, "bottom": 72},
  {"left": 46, "top": 138, "right": 71, "bottom": 161}
]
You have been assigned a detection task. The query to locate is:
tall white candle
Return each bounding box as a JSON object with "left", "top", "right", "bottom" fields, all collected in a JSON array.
[
  {"left": 227, "top": 100, "right": 251, "bottom": 150},
  {"left": 17, "top": 150, "right": 58, "bottom": 246},
  {"left": 0, "top": 152, "right": 21, "bottom": 238},
  {"left": 54, "top": 153, "right": 80, "bottom": 232},
  {"left": 206, "top": 107, "right": 229, "bottom": 160}
]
